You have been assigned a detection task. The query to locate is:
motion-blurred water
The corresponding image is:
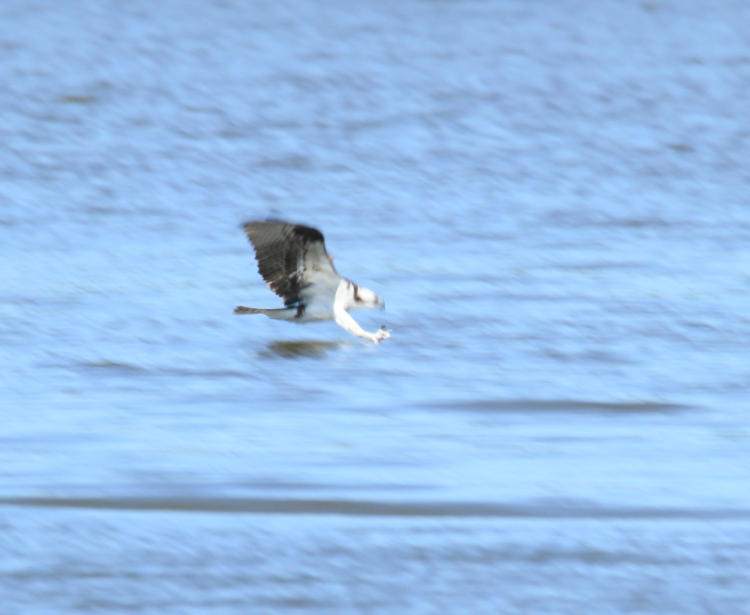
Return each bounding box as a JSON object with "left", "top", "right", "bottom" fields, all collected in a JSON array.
[{"left": 2, "top": 1, "right": 750, "bottom": 613}]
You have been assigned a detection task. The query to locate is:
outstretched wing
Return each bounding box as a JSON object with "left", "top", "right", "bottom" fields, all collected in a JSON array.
[{"left": 242, "top": 220, "right": 340, "bottom": 307}]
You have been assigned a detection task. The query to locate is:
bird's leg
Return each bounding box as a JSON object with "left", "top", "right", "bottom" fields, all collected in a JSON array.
[{"left": 333, "top": 307, "right": 390, "bottom": 343}]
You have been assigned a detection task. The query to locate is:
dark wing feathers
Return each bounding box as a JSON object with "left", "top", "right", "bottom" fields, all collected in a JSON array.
[{"left": 242, "top": 220, "right": 337, "bottom": 306}]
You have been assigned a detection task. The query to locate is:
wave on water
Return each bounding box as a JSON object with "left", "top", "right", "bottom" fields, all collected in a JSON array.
[
  {"left": 2, "top": 496, "right": 746, "bottom": 520},
  {"left": 67, "top": 360, "right": 248, "bottom": 379},
  {"left": 422, "top": 399, "right": 693, "bottom": 414}
]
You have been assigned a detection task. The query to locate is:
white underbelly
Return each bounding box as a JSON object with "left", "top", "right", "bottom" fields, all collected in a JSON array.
[{"left": 297, "top": 302, "right": 334, "bottom": 322}]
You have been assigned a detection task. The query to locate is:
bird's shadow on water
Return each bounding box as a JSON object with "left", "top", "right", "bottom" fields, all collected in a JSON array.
[{"left": 259, "top": 340, "right": 345, "bottom": 359}]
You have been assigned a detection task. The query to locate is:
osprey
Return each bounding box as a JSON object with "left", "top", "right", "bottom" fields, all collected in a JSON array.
[{"left": 235, "top": 220, "right": 391, "bottom": 343}]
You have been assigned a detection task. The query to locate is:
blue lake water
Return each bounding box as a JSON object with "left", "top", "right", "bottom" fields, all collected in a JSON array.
[{"left": 2, "top": 0, "right": 750, "bottom": 613}]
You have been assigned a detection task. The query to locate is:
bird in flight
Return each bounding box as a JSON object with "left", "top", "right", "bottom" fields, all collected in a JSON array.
[{"left": 235, "top": 220, "right": 391, "bottom": 343}]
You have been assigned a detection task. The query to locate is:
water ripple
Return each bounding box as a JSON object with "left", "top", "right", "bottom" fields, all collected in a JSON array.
[
  {"left": 2, "top": 496, "right": 745, "bottom": 520},
  {"left": 422, "top": 399, "right": 693, "bottom": 414}
]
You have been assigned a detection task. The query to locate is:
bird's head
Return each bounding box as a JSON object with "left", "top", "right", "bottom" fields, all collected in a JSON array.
[{"left": 352, "top": 284, "right": 385, "bottom": 310}]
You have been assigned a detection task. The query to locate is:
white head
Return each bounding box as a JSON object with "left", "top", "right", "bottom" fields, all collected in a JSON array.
[{"left": 350, "top": 282, "right": 384, "bottom": 310}]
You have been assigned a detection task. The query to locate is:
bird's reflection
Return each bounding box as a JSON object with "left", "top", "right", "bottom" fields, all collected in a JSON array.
[{"left": 262, "top": 340, "right": 343, "bottom": 359}]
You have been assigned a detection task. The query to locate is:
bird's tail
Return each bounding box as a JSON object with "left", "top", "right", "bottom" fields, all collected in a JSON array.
[
  {"left": 234, "top": 306, "right": 296, "bottom": 321},
  {"left": 234, "top": 306, "right": 265, "bottom": 315}
]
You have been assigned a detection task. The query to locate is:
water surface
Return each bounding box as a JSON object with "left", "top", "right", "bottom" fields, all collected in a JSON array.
[{"left": 2, "top": 0, "right": 750, "bottom": 613}]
